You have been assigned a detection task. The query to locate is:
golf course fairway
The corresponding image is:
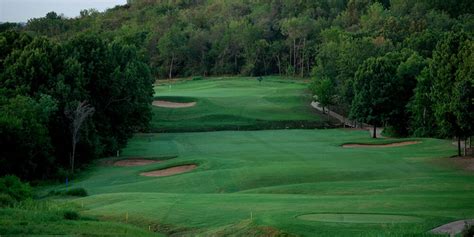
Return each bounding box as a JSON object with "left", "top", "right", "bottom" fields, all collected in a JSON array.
[
  {"left": 151, "top": 77, "right": 328, "bottom": 132},
  {"left": 50, "top": 128, "right": 474, "bottom": 236},
  {"left": 13, "top": 77, "right": 472, "bottom": 236}
]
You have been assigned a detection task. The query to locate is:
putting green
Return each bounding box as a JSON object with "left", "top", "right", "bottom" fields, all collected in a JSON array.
[
  {"left": 297, "top": 213, "right": 424, "bottom": 223},
  {"left": 151, "top": 77, "right": 329, "bottom": 132}
]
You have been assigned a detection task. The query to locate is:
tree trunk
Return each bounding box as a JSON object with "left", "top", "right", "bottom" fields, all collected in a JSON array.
[
  {"left": 464, "top": 138, "right": 467, "bottom": 156},
  {"left": 293, "top": 38, "right": 296, "bottom": 75},
  {"left": 458, "top": 136, "right": 462, "bottom": 157},
  {"left": 301, "top": 38, "right": 305, "bottom": 77},
  {"left": 71, "top": 137, "right": 76, "bottom": 173},
  {"left": 373, "top": 124, "right": 377, "bottom": 138},
  {"left": 276, "top": 55, "right": 281, "bottom": 76},
  {"left": 169, "top": 54, "right": 175, "bottom": 79}
]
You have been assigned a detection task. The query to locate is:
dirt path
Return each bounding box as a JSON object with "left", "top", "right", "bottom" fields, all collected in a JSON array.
[
  {"left": 430, "top": 219, "right": 474, "bottom": 236},
  {"left": 152, "top": 100, "right": 196, "bottom": 108},
  {"left": 310, "top": 101, "right": 384, "bottom": 138}
]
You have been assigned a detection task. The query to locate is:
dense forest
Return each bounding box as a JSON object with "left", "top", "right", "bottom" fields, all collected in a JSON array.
[{"left": 0, "top": 0, "right": 473, "bottom": 180}]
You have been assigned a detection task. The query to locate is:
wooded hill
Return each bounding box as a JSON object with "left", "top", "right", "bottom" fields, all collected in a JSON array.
[{"left": 0, "top": 0, "right": 473, "bottom": 180}]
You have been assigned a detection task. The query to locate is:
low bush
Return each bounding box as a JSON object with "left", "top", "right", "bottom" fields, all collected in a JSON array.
[
  {"left": 192, "top": 76, "right": 204, "bottom": 81},
  {"left": 63, "top": 210, "right": 80, "bottom": 220},
  {"left": 48, "top": 187, "right": 88, "bottom": 197},
  {"left": 65, "top": 188, "right": 88, "bottom": 197},
  {"left": 0, "top": 193, "right": 15, "bottom": 207},
  {"left": 0, "top": 175, "right": 32, "bottom": 202}
]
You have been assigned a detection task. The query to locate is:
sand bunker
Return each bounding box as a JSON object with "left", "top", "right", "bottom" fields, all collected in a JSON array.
[
  {"left": 114, "top": 159, "right": 160, "bottom": 167},
  {"left": 297, "top": 213, "right": 423, "bottom": 224},
  {"left": 343, "top": 141, "right": 420, "bottom": 148},
  {"left": 141, "top": 164, "right": 197, "bottom": 177},
  {"left": 152, "top": 100, "right": 196, "bottom": 108}
]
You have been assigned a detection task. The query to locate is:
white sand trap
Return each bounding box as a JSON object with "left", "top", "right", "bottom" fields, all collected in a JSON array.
[
  {"left": 114, "top": 159, "right": 160, "bottom": 167},
  {"left": 343, "top": 141, "right": 421, "bottom": 148},
  {"left": 297, "top": 213, "right": 423, "bottom": 224},
  {"left": 430, "top": 219, "right": 474, "bottom": 235},
  {"left": 152, "top": 100, "right": 196, "bottom": 108},
  {"left": 141, "top": 165, "right": 197, "bottom": 177}
]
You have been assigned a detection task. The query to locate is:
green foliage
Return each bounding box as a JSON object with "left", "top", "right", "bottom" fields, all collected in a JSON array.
[
  {"left": 63, "top": 210, "right": 80, "bottom": 220},
  {"left": 350, "top": 54, "right": 399, "bottom": 127},
  {"left": 0, "top": 95, "right": 56, "bottom": 179},
  {"left": 310, "top": 77, "right": 335, "bottom": 109},
  {"left": 0, "top": 175, "right": 32, "bottom": 202},
  {"left": 0, "top": 193, "right": 15, "bottom": 207},
  {"left": 64, "top": 188, "right": 88, "bottom": 197},
  {"left": 0, "top": 31, "right": 154, "bottom": 179},
  {"left": 429, "top": 31, "right": 473, "bottom": 139}
]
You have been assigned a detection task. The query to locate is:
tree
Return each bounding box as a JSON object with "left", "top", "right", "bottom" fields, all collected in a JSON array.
[
  {"left": 350, "top": 55, "right": 400, "bottom": 138},
  {"left": 311, "top": 77, "right": 336, "bottom": 115},
  {"left": 0, "top": 95, "right": 57, "bottom": 179},
  {"left": 430, "top": 31, "right": 472, "bottom": 156},
  {"left": 408, "top": 68, "right": 437, "bottom": 137},
  {"left": 280, "top": 16, "right": 316, "bottom": 76},
  {"left": 65, "top": 101, "right": 94, "bottom": 173},
  {"left": 388, "top": 51, "right": 426, "bottom": 136},
  {"left": 157, "top": 26, "right": 187, "bottom": 79}
]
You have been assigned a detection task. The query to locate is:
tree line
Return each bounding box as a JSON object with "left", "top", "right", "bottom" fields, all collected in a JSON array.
[
  {"left": 0, "top": 31, "right": 154, "bottom": 180},
  {"left": 306, "top": 2, "right": 472, "bottom": 156},
  {"left": 0, "top": 0, "right": 473, "bottom": 180}
]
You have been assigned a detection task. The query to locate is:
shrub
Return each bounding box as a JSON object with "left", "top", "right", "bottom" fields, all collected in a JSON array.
[
  {"left": 462, "top": 224, "right": 474, "bottom": 237},
  {"left": 64, "top": 188, "right": 88, "bottom": 197},
  {"left": 63, "top": 210, "right": 80, "bottom": 220},
  {"left": 0, "top": 175, "right": 32, "bottom": 202},
  {"left": 192, "top": 76, "right": 204, "bottom": 81},
  {"left": 0, "top": 193, "right": 15, "bottom": 207}
]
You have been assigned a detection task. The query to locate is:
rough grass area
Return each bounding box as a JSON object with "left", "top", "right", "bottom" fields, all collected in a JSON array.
[
  {"left": 151, "top": 77, "right": 332, "bottom": 132},
  {"left": 297, "top": 213, "right": 424, "bottom": 223},
  {"left": 39, "top": 129, "right": 474, "bottom": 236},
  {"left": 0, "top": 200, "right": 162, "bottom": 236}
]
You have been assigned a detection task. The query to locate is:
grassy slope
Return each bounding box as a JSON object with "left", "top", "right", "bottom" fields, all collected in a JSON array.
[
  {"left": 151, "top": 77, "right": 329, "bottom": 132},
  {"left": 0, "top": 200, "right": 163, "bottom": 236},
  {"left": 51, "top": 129, "right": 474, "bottom": 236}
]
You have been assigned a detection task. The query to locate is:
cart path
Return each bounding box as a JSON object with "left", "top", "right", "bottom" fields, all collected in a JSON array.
[
  {"left": 311, "top": 101, "right": 384, "bottom": 138},
  {"left": 430, "top": 219, "right": 474, "bottom": 236}
]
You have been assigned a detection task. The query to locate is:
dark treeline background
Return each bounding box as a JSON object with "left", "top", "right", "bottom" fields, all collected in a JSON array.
[
  {"left": 0, "top": 31, "right": 154, "bottom": 180},
  {"left": 0, "top": 0, "right": 473, "bottom": 180}
]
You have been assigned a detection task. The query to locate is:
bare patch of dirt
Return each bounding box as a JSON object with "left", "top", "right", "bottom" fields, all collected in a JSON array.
[
  {"left": 141, "top": 165, "right": 197, "bottom": 177},
  {"left": 152, "top": 100, "right": 196, "bottom": 108},
  {"left": 430, "top": 219, "right": 474, "bottom": 235},
  {"left": 451, "top": 156, "right": 474, "bottom": 171},
  {"left": 114, "top": 159, "right": 161, "bottom": 167},
  {"left": 343, "top": 141, "right": 421, "bottom": 148}
]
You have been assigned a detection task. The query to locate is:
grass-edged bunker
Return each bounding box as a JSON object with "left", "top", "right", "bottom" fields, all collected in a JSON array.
[
  {"left": 113, "top": 159, "right": 161, "bottom": 167},
  {"left": 152, "top": 96, "right": 197, "bottom": 108},
  {"left": 140, "top": 164, "right": 197, "bottom": 177}
]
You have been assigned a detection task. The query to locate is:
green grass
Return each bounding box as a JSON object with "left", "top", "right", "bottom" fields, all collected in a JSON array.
[
  {"left": 0, "top": 199, "right": 162, "bottom": 236},
  {"left": 42, "top": 129, "right": 474, "bottom": 236},
  {"left": 6, "top": 76, "right": 472, "bottom": 236},
  {"left": 151, "top": 77, "right": 329, "bottom": 132}
]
